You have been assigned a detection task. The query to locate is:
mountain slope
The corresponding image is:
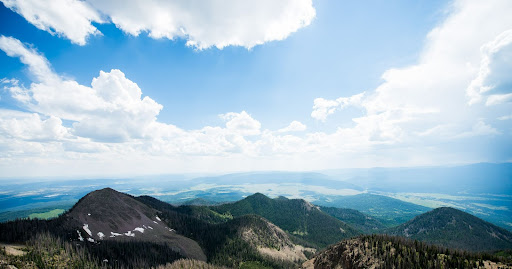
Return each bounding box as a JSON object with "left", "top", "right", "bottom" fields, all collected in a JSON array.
[
  {"left": 387, "top": 207, "right": 512, "bottom": 252},
  {"left": 136, "top": 195, "right": 316, "bottom": 268},
  {"left": 226, "top": 214, "right": 316, "bottom": 264},
  {"left": 209, "top": 193, "right": 361, "bottom": 247},
  {"left": 320, "top": 206, "right": 387, "bottom": 233},
  {"left": 67, "top": 188, "right": 206, "bottom": 261},
  {"left": 306, "top": 234, "right": 512, "bottom": 269},
  {"left": 315, "top": 193, "right": 430, "bottom": 226}
]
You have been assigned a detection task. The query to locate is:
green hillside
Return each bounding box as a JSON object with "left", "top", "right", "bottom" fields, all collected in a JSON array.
[
  {"left": 209, "top": 193, "right": 361, "bottom": 247},
  {"left": 386, "top": 207, "right": 512, "bottom": 252}
]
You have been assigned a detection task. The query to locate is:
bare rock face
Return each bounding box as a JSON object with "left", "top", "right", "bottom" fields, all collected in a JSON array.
[
  {"left": 312, "top": 238, "right": 382, "bottom": 269},
  {"left": 237, "top": 215, "right": 316, "bottom": 263},
  {"left": 66, "top": 188, "right": 206, "bottom": 261}
]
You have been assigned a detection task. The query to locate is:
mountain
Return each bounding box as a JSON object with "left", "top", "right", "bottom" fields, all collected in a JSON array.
[
  {"left": 320, "top": 206, "right": 387, "bottom": 233},
  {"left": 208, "top": 193, "right": 361, "bottom": 247},
  {"left": 386, "top": 207, "right": 512, "bottom": 252},
  {"left": 225, "top": 214, "right": 316, "bottom": 264},
  {"left": 305, "top": 234, "right": 512, "bottom": 269},
  {"left": 3, "top": 189, "right": 511, "bottom": 268},
  {"left": 67, "top": 188, "right": 207, "bottom": 261},
  {"left": 135, "top": 194, "right": 316, "bottom": 268},
  {"left": 315, "top": 193, "right": 430, "bottom": 226}
]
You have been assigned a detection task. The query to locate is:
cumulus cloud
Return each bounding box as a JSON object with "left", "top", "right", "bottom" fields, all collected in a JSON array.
[
  {"left": 1, "top": 0, "right": 512, "bottom": 176},
  {"left": 312, "top": 0, "right": 512, "bottom": 147},
  {"left": 311, "top": 93, "right": 365, "bottom": 121},
  {"left": 278, "top": 121, "right": 307, "bottom": 133},
  {"left": 220, "top": 111, "right": 261, "bottom": 136},
  {"left": 0, "top": 109, "right": 70, "bottom": 141},
  {"left": 467, "top": 29, "right": 512, "bottom": 105},
  {"left": 456, "top": 120, "right": 500, "bottom": 138},
  {"left": 1, "top": 0, "right": 102, "bottom": 45},
  {"left": 0, "top": 36, "right": 269, "bottom": 158},
  {"left": 2, "top": 0, "right": 315, "bottom": 49},
  {"left": 0, "top": 36, "right": 163, "bottom": 142}
]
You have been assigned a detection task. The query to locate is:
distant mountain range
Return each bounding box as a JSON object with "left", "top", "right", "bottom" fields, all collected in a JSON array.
[
  {"left": 1, "top": 163, "right": 511, "bottom": 232},
  {"left": 1, "top": 188, "right": 511, "bottom": 268}
]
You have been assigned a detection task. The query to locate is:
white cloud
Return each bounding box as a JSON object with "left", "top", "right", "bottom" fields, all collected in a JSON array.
[
  {"left": 467, "top": 29, "right": 512, "bottom": 105},
  {"left": 2, "top": 0, "right": 315, "bottom": 49},
  {"left": 0, "top": 109, "right": 70, "bottom": 141},
  {"left": 220, "top": 111, "right": 261, "bottom": 136},
  {"left": 498, "top": 115, "right": 512, "bottom": 120},
  {"left": 0, "top": 36, "right": 55, "bottom": 80},
  {"left": 0, "top": 36, "right": 163, "bottom": 142},
  {"left": 455, "top": 120, "right": 500, "bottom": 138},
  {"left": 311, "top": 92, "right": 365, "bottom": 121},
  {"left": 1, "top": 0, "right": 103, "bottom": 45},
  {"left": 312, "top": 0, "right": 512, "bottom": 147},
  {"left": 1, "top": 0, "right": 512, "bottom": 177},
  {"left": 278, "top": 121, "right": 307, "bottom": 133}
]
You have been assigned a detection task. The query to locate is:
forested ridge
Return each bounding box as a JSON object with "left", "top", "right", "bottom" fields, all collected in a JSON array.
[
  {"left": 1, "top": 190, "right": 511, "bottom": 268},
  {"left": 312, "top": 234, "right": 512, "bottom": 269}
]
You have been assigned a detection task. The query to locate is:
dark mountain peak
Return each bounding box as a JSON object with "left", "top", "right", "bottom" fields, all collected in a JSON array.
[
  {"left": 213, "top": 193, "right": 361, "bottom": 247},
  {"left": 97, "top": 187, "right": 117, "bottom": 192},
  {"left": 388, "top": 206, "right": 512, "bottom": 251},
  {"left": 411, "top": 206, "right": 487, "bottom": 225},
  {"left": 275, "top": 195, "right": 289, "bottom": 200},
  {"left": 246, "top": 192, "right": 271, "bottom": 200},
  {"left": 431, "top": 206, "right": 462, "bottom": 213},
  {"left": 90, "top": 187, "right": 119, "bottom": 194},
  {"left": 67, "top": 188, "right": 206, "bottom": 261}
]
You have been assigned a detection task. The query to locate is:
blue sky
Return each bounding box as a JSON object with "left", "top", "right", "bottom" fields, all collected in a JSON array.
[{"left": 0, "top": 0, "right": 511, "bottom": 178}]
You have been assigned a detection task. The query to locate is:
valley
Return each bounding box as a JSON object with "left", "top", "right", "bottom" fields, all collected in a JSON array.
[{"left": 1, "top": 187, "right": 511, "bottom": 268}]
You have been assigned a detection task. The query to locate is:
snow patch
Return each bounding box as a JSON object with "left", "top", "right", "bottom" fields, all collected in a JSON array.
[
  {"left": 147, "top": 226, "right": 153, "bottom": 230},
  {"left": 124, "top": 231, "right": 135, "bottom": 237},
  {"left": 155, "top": 216, "right": 161, "bottom": 221},
  {"left": 133, "top": 227, "right": 144, "bottom": 233},
  {"left": 168, "top": 228, "right": 176, "bottom": 232},
  {"left": 110, "top": 232, "right": 122, "bottom": 238},
  {"left": 97, "top": 232, "right": 105, "bottom": 240},
  {"left": 87, "top": 213, "right": 91, "bottom": 216},
  {"left": 153, "top": 221, "right": 158, "bottom": 224},
  {"left": 83, "top": 224, "right": 92, "bottom": 236},
  {"left": 87, "top": 238, "right": 95, "bottom": 243},
  {"left": 77, "top": 230, "right": 84, "bottom": 241}
]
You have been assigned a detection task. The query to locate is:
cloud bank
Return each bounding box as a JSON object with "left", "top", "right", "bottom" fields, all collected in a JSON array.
[
  {"left": 1, "top": 0, "right": 315, "bottom": 49},
  {"left": 0, "top": 0, "right": 511, "bottom": 177}
]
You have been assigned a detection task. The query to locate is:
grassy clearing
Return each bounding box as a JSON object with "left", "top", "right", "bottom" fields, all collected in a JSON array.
[{"left": 28, "top": 209, "right": 65, "bottom": 220}]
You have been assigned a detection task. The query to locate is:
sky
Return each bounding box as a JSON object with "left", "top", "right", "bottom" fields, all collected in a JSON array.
[{"left": 0, "top": 0, "right": 511, "bottom": 178}]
